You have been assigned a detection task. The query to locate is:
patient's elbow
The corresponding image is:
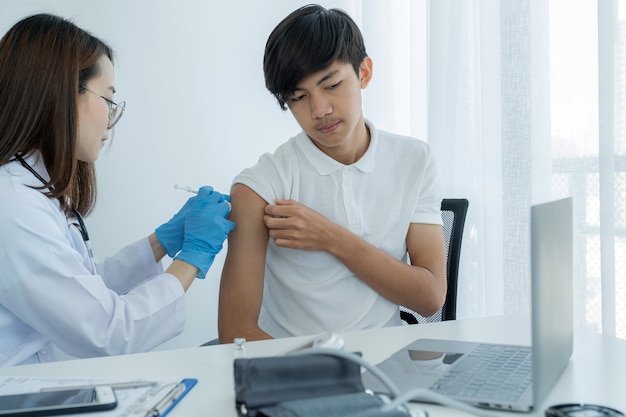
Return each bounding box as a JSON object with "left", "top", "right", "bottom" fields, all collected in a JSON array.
[{"left": 419, "top": 279, "right": 448, "bottom": 317}]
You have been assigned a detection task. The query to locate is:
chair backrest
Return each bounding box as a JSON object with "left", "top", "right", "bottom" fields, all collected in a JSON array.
[{"left": 400, "top": 198, "right": 469, "bottom": 324}]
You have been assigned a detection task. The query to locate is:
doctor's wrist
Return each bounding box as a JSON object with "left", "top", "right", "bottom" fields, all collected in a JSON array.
[
  {"left": 166, "top": 259, "right": 198, "bottom": 291},
  {"left": 148, "top": 233, "right": 167, "bottom": 262}
]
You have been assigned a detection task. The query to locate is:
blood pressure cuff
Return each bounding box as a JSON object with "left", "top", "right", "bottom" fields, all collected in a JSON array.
[{"left": 233, "top": 353, "right": 411, "bottom": 417}]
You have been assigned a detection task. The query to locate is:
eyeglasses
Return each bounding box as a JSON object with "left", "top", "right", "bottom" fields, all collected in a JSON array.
[{"left": 81, "top": 87, "right": 126, "bottom": 128}]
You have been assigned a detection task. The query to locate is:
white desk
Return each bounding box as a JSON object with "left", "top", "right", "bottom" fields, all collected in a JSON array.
[{"left": 1, "top": 316, "right": 624, "bottom": 417}]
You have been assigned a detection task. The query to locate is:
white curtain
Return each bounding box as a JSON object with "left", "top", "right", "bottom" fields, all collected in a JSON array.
[{"left": 358, "top": 0, "right": 625, "bottom": 338}]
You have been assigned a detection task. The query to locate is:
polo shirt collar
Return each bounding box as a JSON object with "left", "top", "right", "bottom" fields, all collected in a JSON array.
[{"left": 296, "top": 119, "right": 377, "bottom": 175}]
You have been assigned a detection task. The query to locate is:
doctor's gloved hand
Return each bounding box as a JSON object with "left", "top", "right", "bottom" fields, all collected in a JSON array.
[
  {"left": 155, "top": 195, "right": 196, "bottom": 258},
  {"left": 175, "top": 186, "right": 236, "bottom": 278}
]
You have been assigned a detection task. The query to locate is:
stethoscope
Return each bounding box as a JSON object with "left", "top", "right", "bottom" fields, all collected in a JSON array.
[{"left": 12, "top": 153, "right": 96, "bottom": 273}]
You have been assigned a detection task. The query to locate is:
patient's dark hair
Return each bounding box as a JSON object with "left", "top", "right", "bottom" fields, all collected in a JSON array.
[{"left": 263, "top": 4, "right": 368, "bottom": 110}]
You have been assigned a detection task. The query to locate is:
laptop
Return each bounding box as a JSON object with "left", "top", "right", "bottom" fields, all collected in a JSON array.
[{"left": 362, "top": 197, "right": 573, "bottom": 412}]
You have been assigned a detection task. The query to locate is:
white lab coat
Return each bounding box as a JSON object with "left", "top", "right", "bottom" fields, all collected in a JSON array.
[{"left": 0, "top": 154, "right": 185, "bottom": 367}]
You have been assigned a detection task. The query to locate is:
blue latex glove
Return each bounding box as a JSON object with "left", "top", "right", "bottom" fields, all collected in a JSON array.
[
  {"left": 175, "top": 186, "right": 236, "bottom": 278},
  {"left": 155, "top": 196, "right": 196, "bottom": 258}
]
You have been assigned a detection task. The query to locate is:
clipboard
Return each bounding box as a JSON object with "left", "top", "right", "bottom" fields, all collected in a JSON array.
[{"left": 146, "top": 378, "right": 197, "bottom": 417}]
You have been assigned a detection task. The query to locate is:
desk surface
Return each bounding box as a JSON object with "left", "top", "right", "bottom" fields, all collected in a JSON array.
[{"left": 0, "top": 316, "right": 624, "bottom": 417}]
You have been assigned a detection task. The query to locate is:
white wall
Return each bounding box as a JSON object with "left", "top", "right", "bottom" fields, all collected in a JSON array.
[{"left": 0, "top": 0, "right": 427, "bottom": 355}]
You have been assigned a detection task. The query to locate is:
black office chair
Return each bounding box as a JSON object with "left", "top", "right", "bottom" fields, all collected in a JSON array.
[{"left": 400, "top": 198, "right": 469, "bottom": 325}]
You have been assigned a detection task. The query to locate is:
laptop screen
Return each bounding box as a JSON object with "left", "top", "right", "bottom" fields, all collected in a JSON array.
[{"left": 531, "top": 197, "right": 573, "bottom": 405}]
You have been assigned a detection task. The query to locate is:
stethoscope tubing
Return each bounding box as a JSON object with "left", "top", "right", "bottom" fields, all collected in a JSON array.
[{"left": 11, "top": 153, "right": 96, "bottom": 273}]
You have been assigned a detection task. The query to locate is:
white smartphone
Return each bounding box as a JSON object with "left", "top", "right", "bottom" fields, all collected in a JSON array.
[{"left": 0, "top": 386, "right": 117, "bottom": 416}]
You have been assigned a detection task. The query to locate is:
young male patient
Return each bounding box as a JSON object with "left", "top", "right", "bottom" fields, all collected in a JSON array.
[{"left": 218, "top": 4, "right": 447, "bottom": 342}]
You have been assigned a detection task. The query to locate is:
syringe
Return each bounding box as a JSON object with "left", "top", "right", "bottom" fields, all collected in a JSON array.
[{"left": 174, "top": 184, "right": 198, "bottom": 194}]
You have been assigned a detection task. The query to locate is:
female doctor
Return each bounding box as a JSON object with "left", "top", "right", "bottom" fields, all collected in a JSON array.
[{"left": 0, "top": 14, "right": 235, "bottom": 366}]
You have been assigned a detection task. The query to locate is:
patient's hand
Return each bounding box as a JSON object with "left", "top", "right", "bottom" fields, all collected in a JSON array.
[{"left": 264, "top": 199, "right": 339, "bottom": 251}]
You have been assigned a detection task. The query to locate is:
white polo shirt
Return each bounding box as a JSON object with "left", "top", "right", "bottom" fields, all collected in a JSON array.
[{"left": 234, "top": 120, "right": 442, "bottom": 337}]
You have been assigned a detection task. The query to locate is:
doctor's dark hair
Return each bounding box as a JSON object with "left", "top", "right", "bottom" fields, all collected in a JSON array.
[
  {"left": 0, "top": 13, "right": 114, "bottom": 215},
  {"left": 263, "top": 4, "right": 368, "bottom": 110}
]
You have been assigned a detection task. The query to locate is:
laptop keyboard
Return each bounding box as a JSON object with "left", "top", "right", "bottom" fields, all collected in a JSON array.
[{"left": 430, "top": 344, "right": 532, "bottom": 402}]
